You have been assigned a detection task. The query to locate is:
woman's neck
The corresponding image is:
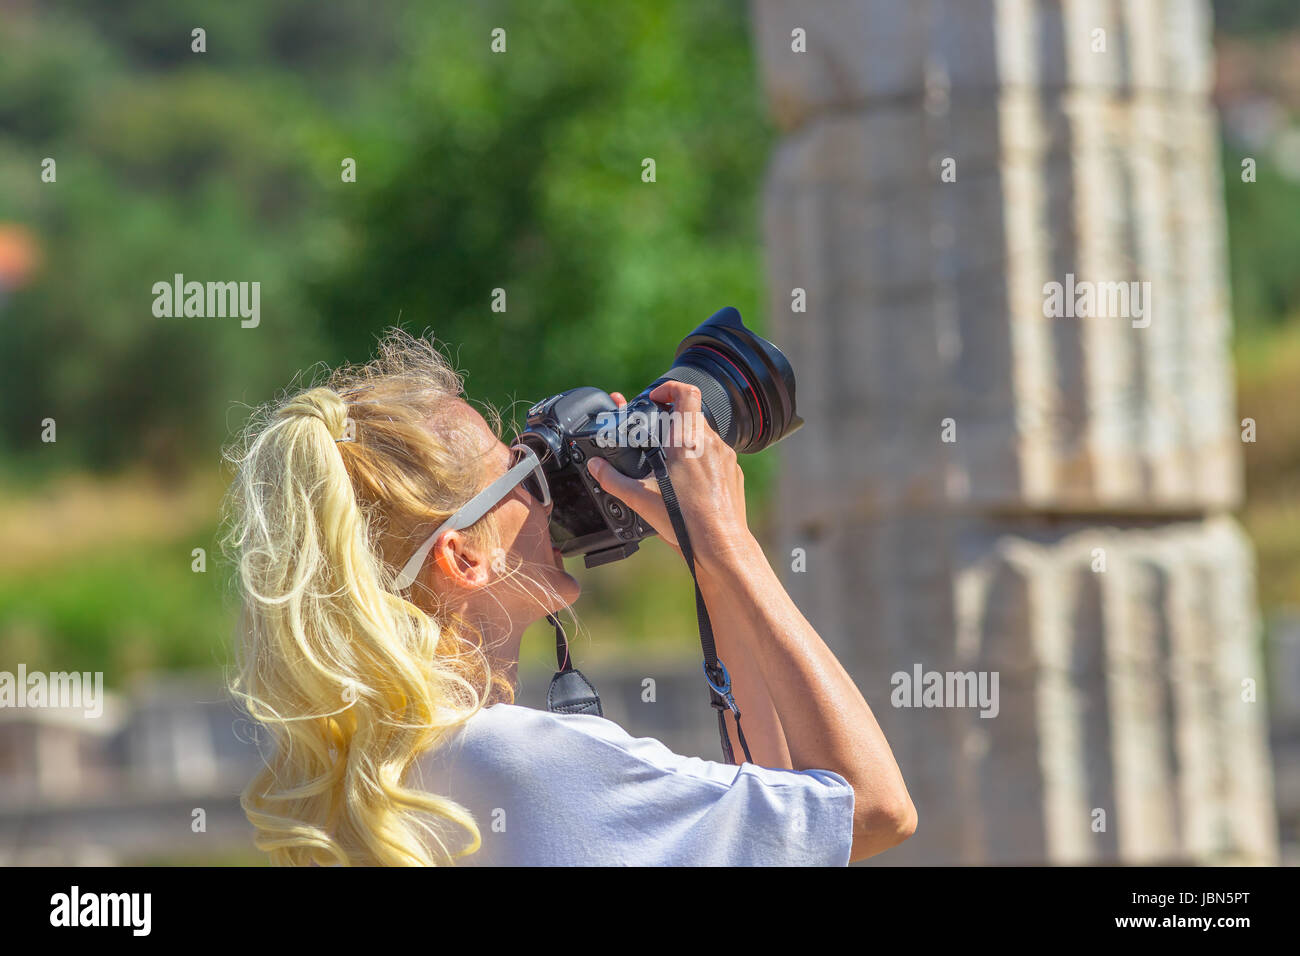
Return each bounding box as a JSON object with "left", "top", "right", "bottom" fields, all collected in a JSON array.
[{"left": 468, "top": 604, "right": 527, "bottom": 706}]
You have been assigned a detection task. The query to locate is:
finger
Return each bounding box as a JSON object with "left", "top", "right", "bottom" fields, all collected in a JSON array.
[
  {"left": 585, "top": 457, "right": 662, "bottom": 512},
  {"left": 585, "top": 456, "right": 677, "bottom": 548},
  {"left": 648, "top": 379, "right": 702, "bottom": 415},
  {"left": 610, "top": 391, "right": 627, "bottom": 407},
  {"left": 680, "top": 409, "right": 701, "bottom": 454},
  {"left": 646, "top": 386, "right": 707, "bottom": 453}
]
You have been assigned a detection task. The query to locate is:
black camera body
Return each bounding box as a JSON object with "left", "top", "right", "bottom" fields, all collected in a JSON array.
[
  {"left": 521, "top": 386, "right": 655, "bottom": 566},
  {"left": 519, "top": 307, "right": 804, "bottom": 569}
]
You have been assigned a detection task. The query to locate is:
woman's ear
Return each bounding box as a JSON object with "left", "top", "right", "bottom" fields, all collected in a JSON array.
[{"left": 433, "top": 531, "right": 493, "bottom": 589}]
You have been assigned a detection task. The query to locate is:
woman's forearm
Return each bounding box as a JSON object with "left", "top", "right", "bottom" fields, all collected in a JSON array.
[
  {"left": 700, "top": 533, "right": 916, "bottom": 850},
  {"left": 696, "top": 561, "right": 793, "bottom": 769}
]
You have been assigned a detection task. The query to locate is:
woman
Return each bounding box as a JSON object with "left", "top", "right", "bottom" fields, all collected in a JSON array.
[{"left": 221, "top": 328, "right": 916, "bottom": 866}]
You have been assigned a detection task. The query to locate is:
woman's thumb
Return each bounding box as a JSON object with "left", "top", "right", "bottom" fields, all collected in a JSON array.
[
  {"left": 585, "top": 456, "right": 674, "bottom": 548},
  {"left": 587, "top": 457, "right": 641, "bottom": 503}
]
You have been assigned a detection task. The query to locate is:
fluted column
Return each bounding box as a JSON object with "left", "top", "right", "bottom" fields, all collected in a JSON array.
[{"left": 751, "top": 0, "right": 1276, "bottom": 863}]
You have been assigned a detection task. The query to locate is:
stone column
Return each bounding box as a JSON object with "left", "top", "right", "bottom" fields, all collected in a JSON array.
[{"left": 750, "top": 0, "right": 1276, "bottom": 863}]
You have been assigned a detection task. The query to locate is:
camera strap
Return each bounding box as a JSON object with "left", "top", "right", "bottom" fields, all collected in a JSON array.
[
  {"left": 546, "top": 612, "right": 604, "bottom": 717},
  {"left": 646, "top": 446, "right": 754, "bottom": 766}
]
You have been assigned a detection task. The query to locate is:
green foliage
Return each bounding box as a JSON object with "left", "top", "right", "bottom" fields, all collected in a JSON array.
[
  {"left": 309, "top": 2, "right": 774, "bottom": 439},
  {"left": 0, "top": 525, "right": 233, "bottom": 679},
  {"left": 1223, "top": 145, "right": 1300, "bottom": 337},
  {"left": 1212, "top": 0, "right": 1300, "bottom": 36},
  {"left": 0, "top": 0, "right": 774, "bottom": 480}
]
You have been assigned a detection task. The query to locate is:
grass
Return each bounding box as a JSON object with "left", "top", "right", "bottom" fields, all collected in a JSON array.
[
  {"left": 0, "top": 466, "right": 235, "bottom": 682},
  {"left": 121, "top": 847, "right": 269, "bottom": 866},
  {"left": 1235, "top": 319, "right": 1300, "bottom": 613}
]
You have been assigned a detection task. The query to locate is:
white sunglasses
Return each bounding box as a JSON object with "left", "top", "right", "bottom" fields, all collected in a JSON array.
[{"left": 391, "top": 443, "right": 550, "bottom": 591}]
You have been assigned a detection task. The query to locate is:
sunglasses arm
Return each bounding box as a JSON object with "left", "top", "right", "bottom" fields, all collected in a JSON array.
[{"left": 391, "top": 447, "right": 545, "bottom": 590}]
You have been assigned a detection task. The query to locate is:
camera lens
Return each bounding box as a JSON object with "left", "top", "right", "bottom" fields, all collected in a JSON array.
[{"left": 636, "top": 307, "right": 803, "bottom": 453}]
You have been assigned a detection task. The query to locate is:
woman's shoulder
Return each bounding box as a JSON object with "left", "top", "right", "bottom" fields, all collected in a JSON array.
[
  {"left": 430, "top": 703, "right": 751, "bottom": 790},
  {"left": 423, "top": 702, "right": 605, "bottom": 757},
  {"left": 468, "top": 701, "right": 604, "bottom": 733},
  {"left": 431, "top": 705, "right": 850, "bottom": 794},
  {"left": 440, "top": 702, "right": 642, "bottom": 762},
  {"left": 413, "top": 703, "right": 627, "bottom": 796}
]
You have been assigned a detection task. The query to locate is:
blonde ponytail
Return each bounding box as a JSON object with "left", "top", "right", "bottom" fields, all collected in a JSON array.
[{"left": 220, "top": 330, "right": 515, "bottom": 865}]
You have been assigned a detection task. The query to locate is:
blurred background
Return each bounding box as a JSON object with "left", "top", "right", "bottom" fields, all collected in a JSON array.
[{"left": 0, "top": 0, "right": 1295, "bottom": 865}]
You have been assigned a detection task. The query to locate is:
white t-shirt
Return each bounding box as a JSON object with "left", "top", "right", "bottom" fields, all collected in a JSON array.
[{"left": 411, "top": 702, "right": 856, "bottom": 866}]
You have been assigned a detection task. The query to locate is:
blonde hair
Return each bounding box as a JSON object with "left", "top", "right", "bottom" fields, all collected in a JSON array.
[{"left": 219, "top": 328, "right": 557, "bottom": 866}]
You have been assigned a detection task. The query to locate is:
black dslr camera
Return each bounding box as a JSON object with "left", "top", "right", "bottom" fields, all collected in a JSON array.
[{"left": 518, "top": 307, "right": 804, "bottom": 568}]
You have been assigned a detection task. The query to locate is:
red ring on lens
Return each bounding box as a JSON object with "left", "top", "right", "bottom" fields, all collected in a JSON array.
[{"left": 691, "top": 344, "right": 764, "bottom": 442}]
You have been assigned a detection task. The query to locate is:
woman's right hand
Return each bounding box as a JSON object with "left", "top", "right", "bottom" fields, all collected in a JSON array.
[{"left": 584, "top": 380, "right": 756, "bottom": 574}]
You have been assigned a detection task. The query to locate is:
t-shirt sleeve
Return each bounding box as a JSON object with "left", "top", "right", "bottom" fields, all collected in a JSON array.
[{"left": 442, "top": 706, "right": 856, "bottom": 866}]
